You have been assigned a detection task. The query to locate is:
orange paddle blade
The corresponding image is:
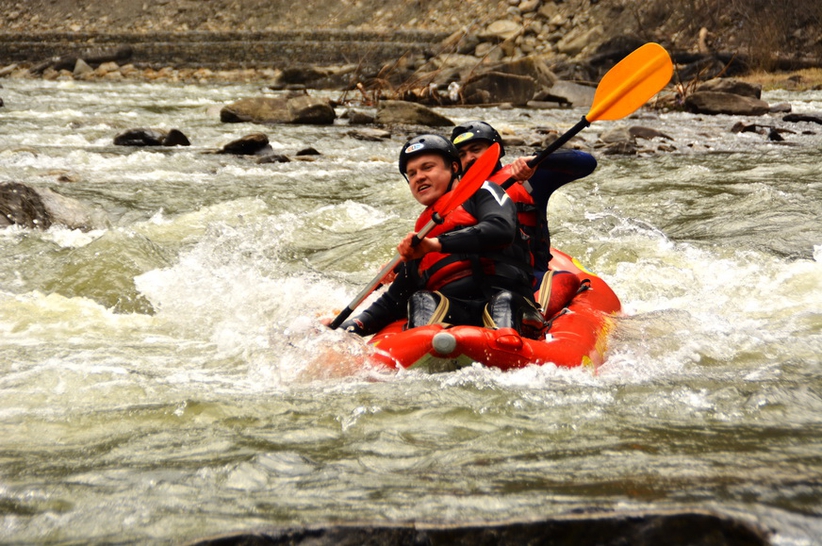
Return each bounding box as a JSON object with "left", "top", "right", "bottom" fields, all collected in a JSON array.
[
  {"left": 434, "top": 143, "right": 500, "bottom": 217},
  {"left": 588, "top": 42, "right": 673, "bottom": 122}
]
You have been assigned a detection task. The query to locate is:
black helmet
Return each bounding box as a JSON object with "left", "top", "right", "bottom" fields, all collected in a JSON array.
[
  {"left": 398, "top": 134, "right": 462, "bottom": 178},
  {"left": 450, "top": 120, "right": 506, "bottom": 158}
]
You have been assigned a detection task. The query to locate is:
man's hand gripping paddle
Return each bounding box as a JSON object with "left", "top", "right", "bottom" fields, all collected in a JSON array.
[
  {"left": 329, "top": 143, "right": 501, "bottom": 330},
  {"left": 502, "top": 42, "right": 673, "bottom": 189}
]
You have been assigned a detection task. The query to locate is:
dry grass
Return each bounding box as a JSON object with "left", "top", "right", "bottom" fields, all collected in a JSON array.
[{"left": 738, "top": 68, "right": 822, "bottom": 91}]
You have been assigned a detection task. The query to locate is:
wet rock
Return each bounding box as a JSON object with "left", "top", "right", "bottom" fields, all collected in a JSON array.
[
  {"left": 346, "top": 109, "right": 376, "bottom": 125},
  {"left": 375, "top": 100, "right": 453, "bottom": 126},
  {"left": 348, "top": 128, "right": 391, "bottom": 141},
  {"left": 113, "top": 128, "right": 190, "bottom": 147},
  {"left": 218, "top": 132, "right": 272, "bottom": 155},
  {"left": 256, "top": 154, "right": 291, "bottom": 164},
  {"left": 36, "top": 186, "right": 104, "bottom": 230},
  {"left": 0, "top": 181, "right": 51, "bottom": 229},
  {"left": 596, "top": 127, "right": 638, "bottom": 155},
  {"left": 684, "top": 92, "right": 770, "bottom": 116},
  {"left": 296, "top": 147, "right": 321, "bottom": 156},
  {"left": 220, "top": 95, "right": 336, "bottom": 125},
  {"left": 730, "top": 122, "right": 764, "bottom": 134},
  {"left": 769, "top": 102, "right": 792, "bottom": 113},
  {"left": 629, "top": 126, "right": 674, "bottom": 141},
  {"left": 187, "top": 510, "right": 770, "bottom": 546},
  {"left": 783, "top": 113, "right": 822, "bottom": 125},
  {"left": 695, "top": 78, "right": 762, "bottom": 100},
  {"left": 0, "top": 181, "right": 103, "bottom": 230}
]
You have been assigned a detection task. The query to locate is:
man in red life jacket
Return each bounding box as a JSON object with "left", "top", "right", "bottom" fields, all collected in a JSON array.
[
  {"left": 338, "top": 134, "right": 544, "bottom": 338},
  {"left": 451, "top": 121, "right": 597, "bottom": 287}
]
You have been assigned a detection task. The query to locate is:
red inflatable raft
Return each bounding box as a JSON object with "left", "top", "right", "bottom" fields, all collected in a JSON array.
[{"left": 366, "top": 249, "right": 622, "bottom": 372}]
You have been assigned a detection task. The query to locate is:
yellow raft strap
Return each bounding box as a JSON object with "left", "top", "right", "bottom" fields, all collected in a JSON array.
[
  {"left": 428, "top": 291, "right": 451, "bottom": 326},
  {"left": 537, "top": 269, "right": 554, "bottom": 313}
]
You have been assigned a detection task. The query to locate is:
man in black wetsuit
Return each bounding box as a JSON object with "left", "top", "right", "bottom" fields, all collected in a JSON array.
[
  {"left": 451, "top": 121, "right": 597, "bottom": 286},
  {"left": 337, "top": 134, "right": 543, "bottom": 338}
]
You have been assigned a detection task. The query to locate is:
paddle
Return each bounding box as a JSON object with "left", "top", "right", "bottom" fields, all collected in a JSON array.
[
  {"left": 501, "top": 42, "right": 673, "bottom": 189},
  {"left": 329, "top": 142, "right": 501, "bottom": 330}
]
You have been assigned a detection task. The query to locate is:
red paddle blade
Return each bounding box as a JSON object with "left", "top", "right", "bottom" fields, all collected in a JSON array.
[{"left": 433, "top": 142, "right": 500, "bottom": 217}]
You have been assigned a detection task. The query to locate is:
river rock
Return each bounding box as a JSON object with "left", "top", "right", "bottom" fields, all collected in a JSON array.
[
  {"left": 220, "top": 95, "right": 336, "bottom": 125},
  {"left": 783, "top": 113, "right": 822, "bottom": 125},
  {"left": 489, "top": 56, "right": 557, "bottom": 91},
  {"left": 73, "top": 58, "right": 94, "bottom": 77},
  {"left": 483, "top": 19, "right": 521, "bottom": 41},
  {"left": 462, "top": 71, "right": 537, "bottom": 105},
  {"left": 629, "top": 126, "right": 674, "bottom": 141},
  {"left": 218, "top": 132, "right": 272, "bottom": 155},
  {"left": 0, "top": 181, "right": 51, "bottom": 229},
  {"left": 187, "top": 510, "right": 769, "bottom": 546},
  {"left": 0, "top": 181, "right": 103, "bottom": 230},
  {"left": 113, "top": 128, "right": 191, "bottom": 146},
  {"left": 375, "top": 100, "right": 453, "bottom": 126},
  {"left": 347, "top": 128, "right": 391, "bottom": 141},
  {"left": 684, "top": 92, "right": 770, "bottom": 116},
  {"left": 695, "top": 78, "right": 762, "bottom": 100},
  {"left": 534, "top": 80, "right": 595, "bottom": 107}
]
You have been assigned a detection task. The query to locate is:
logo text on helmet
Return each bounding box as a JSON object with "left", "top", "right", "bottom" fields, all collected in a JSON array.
[
  {"left": 453, "top": 132, "right": 475, "bottom": 146},
  {"left": 405, "top": 143, "right": 425, "bottom": 154}
]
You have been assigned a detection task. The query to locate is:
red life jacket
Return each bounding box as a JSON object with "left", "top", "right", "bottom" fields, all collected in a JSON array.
[
  {"left": 489, "top": 165, "right": 544, "bottom": 273},
  {"left": 489, "top": 165, "right": 537, "bottom": 231},
  {"left": 414, "top": 202, "right": 487, "bottom": 291}
]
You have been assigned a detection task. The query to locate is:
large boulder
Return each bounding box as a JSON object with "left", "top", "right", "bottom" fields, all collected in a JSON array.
[
  {"left": 0, "top": 181, "right": 103, "bottom": 231},
  {"left": 684, "top": 92, "right": 770, "bottom": 116},
  {"left": 534, "top": 80, "right": 595, "bottom": 107},
  {"left": 375, "top": 101, "right": 453, "bottom": 126},
  {"left": 220, "top": 95, "right": 336, "bottom": 125},
  {"left": 0, "top": 181, "right": 51, "bottom": 229},
  {"left": 695, "top": 78, "right": 762, "bottom": 100},
  {"left": 486, "top": 56, "right": 557, "bottom": 92},
  {"left": 462, "top": 71, "right": 537, "bottom": 105}
]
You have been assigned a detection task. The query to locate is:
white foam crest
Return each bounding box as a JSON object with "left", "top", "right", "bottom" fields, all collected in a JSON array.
[
  {"left": 42, "top": 226, "right": 107, "bottom": 248},
  {"left": 133, "top": 206, "right": 378, "bottom": 375},
  {"left": 313, "top": 200, "right": 395, "bottom": 232}
]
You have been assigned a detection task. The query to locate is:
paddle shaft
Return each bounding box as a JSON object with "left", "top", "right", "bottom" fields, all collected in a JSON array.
[
  {"left": 500, "top": 116, "right": 590, "bottom": 190},
  {"left": 329, "top": 214, "right": 441, "bottom": 330}
]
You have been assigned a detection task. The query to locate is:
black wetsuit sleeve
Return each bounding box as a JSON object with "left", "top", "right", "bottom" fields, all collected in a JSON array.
[
  {"left": 528, "top": 150, "right": 597, "bottom": 211},
  {"left": 340, "top": 261, "right": 417, "bottom": 336},
  {"left": 437, "top": 181, "right": 517, "bottom": 254}
]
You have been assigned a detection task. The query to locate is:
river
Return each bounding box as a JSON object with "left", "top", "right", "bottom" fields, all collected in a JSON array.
[{"left": 0, "top": 78, "right": 821, "bottom": 544}]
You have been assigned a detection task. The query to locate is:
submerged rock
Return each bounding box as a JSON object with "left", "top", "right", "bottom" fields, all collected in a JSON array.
[
  {"left": 187, "top": 510, "right": 769, "bottom": 546},
  {"left": 114, "top": 128, "right": 190, "bottom": 147}
]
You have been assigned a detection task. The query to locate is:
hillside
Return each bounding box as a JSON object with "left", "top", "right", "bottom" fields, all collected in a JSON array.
[{"left": 2, "top": 0, "right": 821, "bottom": 80}]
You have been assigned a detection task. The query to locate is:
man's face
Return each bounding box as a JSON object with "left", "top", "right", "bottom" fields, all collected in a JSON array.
[
  {"left": 457, "top": 140, "right": 491, "bottom": 172},
  {"left": 406, "top": 153, "right": 456, "bottom": 207}
]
